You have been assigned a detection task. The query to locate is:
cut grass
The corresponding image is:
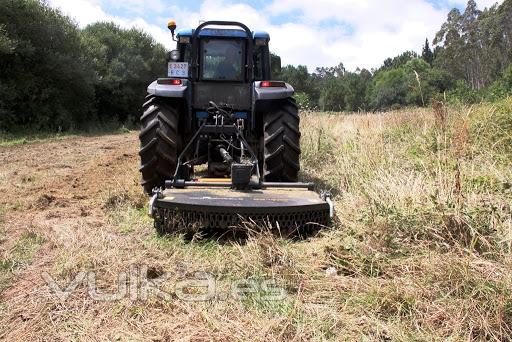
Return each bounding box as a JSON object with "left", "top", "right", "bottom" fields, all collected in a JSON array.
[
  {"left": 0, "top": 205, "right": 5, "bottom": 225},
  {"left": 0, "top": 232, "right": 44, "bottom": 291},
  {"left": 0, "top": 229, "right": 5, "bottom": 246}
]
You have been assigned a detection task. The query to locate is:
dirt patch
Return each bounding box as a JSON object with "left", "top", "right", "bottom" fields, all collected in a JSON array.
[{"left": 34, "top": 195, "right": 56, "bottom": 209}]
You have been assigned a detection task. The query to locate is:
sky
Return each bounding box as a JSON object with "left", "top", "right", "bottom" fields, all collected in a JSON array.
[{"left": 48, "top": 0, "right": 503, "bottom": 72}]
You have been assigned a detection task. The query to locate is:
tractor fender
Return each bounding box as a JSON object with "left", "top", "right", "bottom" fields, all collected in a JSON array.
[
  {"left": 147, "top": 79, "right": 188, "bottom": 98},
  {"left": 253, "top": 81, "right": 294, "bottom": 100}
]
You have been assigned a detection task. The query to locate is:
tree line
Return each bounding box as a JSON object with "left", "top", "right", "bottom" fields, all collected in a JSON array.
[
  {"left": 0, "top": 0, "right": 166, "bottom": 131},
  {"left": 276, "top": 0, "right": 512, "bottom": 111},
  {"left": 0, "top": 0, "right": 511, "bottom": 131}
]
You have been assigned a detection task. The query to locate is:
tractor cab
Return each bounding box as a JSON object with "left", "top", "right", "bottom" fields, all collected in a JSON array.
[
  {"left": 166, "top": 22, "right": 283, "bottom": 119},
  {"left": 170, "top": 24, "right": 273, "bottom": 82}
]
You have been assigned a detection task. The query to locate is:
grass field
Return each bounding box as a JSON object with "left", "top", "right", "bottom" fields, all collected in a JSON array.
[{"left": 0, "top": 98, "right": 511, "bottom": 340}]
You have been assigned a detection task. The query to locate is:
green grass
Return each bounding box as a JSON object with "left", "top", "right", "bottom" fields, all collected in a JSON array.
[
  {"left": 0, "top": 125, "right": 133, "bottom": 147},
  {"left": 0, "top": 232, "right": 45, "bottom": 291}
]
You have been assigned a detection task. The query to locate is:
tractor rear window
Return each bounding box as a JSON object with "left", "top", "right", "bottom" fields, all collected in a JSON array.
[{"left": 201, "top": 39, "right": 244, "bottom": 81}]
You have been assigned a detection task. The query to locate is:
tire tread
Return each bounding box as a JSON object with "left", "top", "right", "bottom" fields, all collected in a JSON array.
[
  {"left": 263, "top": 98, "right": 301, "bottom": 182},
  {"left": 139, "top": 96, "right": 180, "bottom": 194}
]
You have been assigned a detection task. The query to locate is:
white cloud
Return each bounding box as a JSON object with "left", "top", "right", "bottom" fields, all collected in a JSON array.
[
  {"left": 449, "top": 0, "right": 501, "bottom": 9},
  {"left": 49, "top": 0, "right": 109, "bottom": 27},
  {"left": 48, "top": 0, "right": 504, "bottom": 72},
  {"left": 48, "top": 0, "right": 174, "bottom": 49},
  {"left": 262, "top": 0, "right": 503, "bottom": 70},
  {"left": 104, "top": 0, "right": 167, "bottom": 15}
]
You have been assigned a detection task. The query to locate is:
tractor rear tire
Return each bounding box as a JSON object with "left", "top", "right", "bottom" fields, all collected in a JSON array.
[
  {"left": 139, "top": 96, "right": 180, "bottom": 194},
  {"left": 263, "top": 98, "right": 301, "bottom": 182}
]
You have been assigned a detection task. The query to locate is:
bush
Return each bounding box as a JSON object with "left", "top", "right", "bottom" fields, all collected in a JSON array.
[
  {"left": 294, "top": 92, "right": 314, "bottom": 110},
  {"left": 469, "top": 96, "right": 512, "bottom": 156},
  {"left": 447, "top": 80, "right": 482, "bottom": 104},
  {"left": 484, "top": 65, "right": 512, "bottom": 101}
]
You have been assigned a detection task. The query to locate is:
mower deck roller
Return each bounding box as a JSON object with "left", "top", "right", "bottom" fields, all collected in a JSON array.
[{"left": 150, "top": 183, "right": 332, "bottom": 233}]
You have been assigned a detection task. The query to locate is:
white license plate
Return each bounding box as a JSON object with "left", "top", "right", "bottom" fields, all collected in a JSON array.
[{"left": 168, "top": 62, "right": 189, "bottom": 78}]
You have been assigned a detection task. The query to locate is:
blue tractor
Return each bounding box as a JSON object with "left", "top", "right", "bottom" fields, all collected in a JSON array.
[{"left": 140, "top": 21, "right": 332, "bottom": 234}]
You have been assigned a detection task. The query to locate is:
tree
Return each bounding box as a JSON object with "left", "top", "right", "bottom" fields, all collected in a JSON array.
[
  {"left": 461, "top": 0, "right": 484, "bottom": 89},
  {"left": 270, "top": 53, "right": 282, "bottom": 78},
  {"left": 422, "top": 39, "right": 434, "bottom": 66},
  {"left": 280, "top": 65, "right": 320, "bottom": 106},
  {"left": 478, "top": 4, "right": 508, "bottom": 84},
  {"left": 0, "top": 25, "right": 15, "bottom": 54},
  {"left": 378, "top": 51, "right": 419, "bottom": 74},
  {"left": 315, "top": 63, "right": 346, "bottom": 78},
  {"left": 368, "top": 68, "right": 410, "bottom": 109},
  {"left": 367, "top": 58, "right": 453, "bottom": 109},
  {"left": 318, "top": 76, "right": 346, "bottom": 111},
  {"left": 499, "top": 0, "right": 512, "bottom": 52},
  {"left": 403, "top": 58, "right": 454, "bottom": 105},
  {"left": 433, "top": 0, "right": 512, "bottom": 91},
  {"left": 434, "top": 8, "right": 465, "bottom": 81},
  {"left": 81, "top": 22, "right": 167, "bottom": 123},
  {"left": 280, "top": 65, "right": 311, "bottom": 94},
  {"left": 0, "top": 0, "right": 96, "bottom": 130},
  {"left": 344, "top": 69, "right": 372, "bottom": 111}
]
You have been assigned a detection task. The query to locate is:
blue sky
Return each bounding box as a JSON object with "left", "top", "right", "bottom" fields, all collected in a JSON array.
[{"left": 49, "top": 0, "right": 503, "bottom": 71}]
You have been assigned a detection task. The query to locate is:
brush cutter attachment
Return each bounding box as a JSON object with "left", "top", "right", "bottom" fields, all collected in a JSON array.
[
  {"left": 147, "top": 119, "right": 333, "bottom": 234},
  {"left": 149, "top": 182, "right": 332, "bottom": 234}
]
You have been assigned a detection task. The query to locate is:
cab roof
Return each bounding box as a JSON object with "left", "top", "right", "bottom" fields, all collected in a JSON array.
[{"left": 177, "top": 28, "right": 270, "bottom": 40}]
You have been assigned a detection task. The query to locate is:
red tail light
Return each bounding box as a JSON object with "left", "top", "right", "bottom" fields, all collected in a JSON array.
[
  {"left": 157, "top": 79, "right": 183, "bottom": 85},
  {"left": 260, "top": 81, "right": 286, "bottom": 88}
]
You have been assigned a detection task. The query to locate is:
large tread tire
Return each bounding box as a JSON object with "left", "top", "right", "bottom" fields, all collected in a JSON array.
[
  {"left": 139, "top": 96, "right": 180, "bottom": 194},
  {"left": 263, "top": 98, "right": 301, "bottom": 182}
]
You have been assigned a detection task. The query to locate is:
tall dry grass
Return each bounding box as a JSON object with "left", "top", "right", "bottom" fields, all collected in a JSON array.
[{"left": 297, "top": 98, "right": 512, "bottom": 340}]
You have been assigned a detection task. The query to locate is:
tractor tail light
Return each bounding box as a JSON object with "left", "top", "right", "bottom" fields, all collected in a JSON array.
[
  {"left": 158, "top": 79, "right": 182, "bottom": 86},
  {"left": 260, "top": 81, "right": 286, "bottom": 88}
]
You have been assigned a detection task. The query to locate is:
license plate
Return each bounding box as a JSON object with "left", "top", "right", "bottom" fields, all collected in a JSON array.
[{"left": 168, "top": 62, "right": 188, "bottom": 78}]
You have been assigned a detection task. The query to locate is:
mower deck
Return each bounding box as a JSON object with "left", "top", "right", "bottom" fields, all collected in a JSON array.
[{"left": 151, "top": 186, "right": 331, "bottom": 232}]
